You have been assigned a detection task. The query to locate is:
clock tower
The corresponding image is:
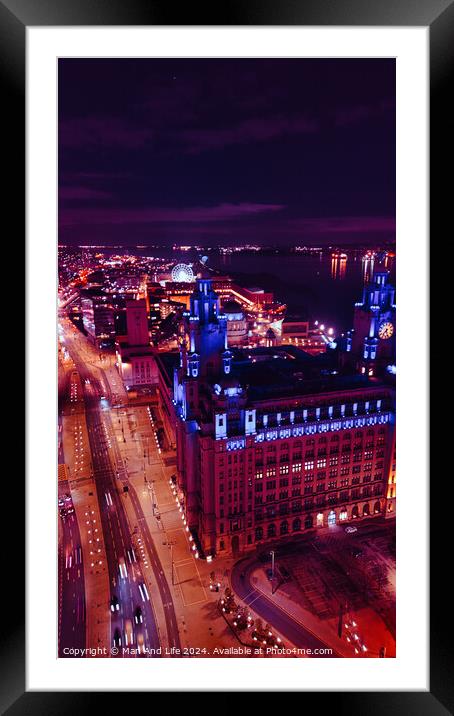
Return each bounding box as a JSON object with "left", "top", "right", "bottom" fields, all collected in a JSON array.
[{"left": 350, "top": 271, "right": 396, "bottom": 376}]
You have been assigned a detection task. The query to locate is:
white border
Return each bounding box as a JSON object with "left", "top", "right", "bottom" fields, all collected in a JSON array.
[{"left": 27, "top": 26, "right": 429, "bottom": 691}]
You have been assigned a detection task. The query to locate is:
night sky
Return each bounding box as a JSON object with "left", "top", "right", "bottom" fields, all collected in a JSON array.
[{"left": 58, "top": 58, "right": 395, "bottom": 247}]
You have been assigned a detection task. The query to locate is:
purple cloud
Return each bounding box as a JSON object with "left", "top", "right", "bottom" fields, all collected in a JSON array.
[
  {"left": 59, "top": 117, "right": 153, "bottom": 149},
  {"left": 335, "top": 99, "right": 395, "bottom": 127},
  {"left": 287, "top": 216, "right": 395, "bottom": 234},
  {"left": 59, "top": 186, "right": 112, "bottom": 201},
  {"left": 179, "top": 116, "right": 317, "bottom": 154},
  {"left": 59, "top": 202, "right": 285, "bottom": 227}
]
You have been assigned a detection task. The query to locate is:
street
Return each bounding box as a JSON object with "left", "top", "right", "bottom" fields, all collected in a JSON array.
[{"left": 60, "top": 319, "right": 181, "bottom": 655}]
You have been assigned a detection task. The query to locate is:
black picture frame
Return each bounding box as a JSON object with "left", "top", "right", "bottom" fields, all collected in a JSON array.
[{"left": 3, "top": 0, "right": 447, "bottom": 709}]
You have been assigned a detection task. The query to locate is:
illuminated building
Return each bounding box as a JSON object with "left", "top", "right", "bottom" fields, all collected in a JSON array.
[
  {"left": 162, "top": 283, "right": 192, "bottom": 310},
  {"left": 342, "top": 271, "right": 396, "bottom": 377},
  {"left": 386, "top": 429, "right": 396, "bottom": 517},
  {"left": 80, "top": 291, "right": 115, "bottom": 348},
  {"left": 211, "top": 277, "right": 274, "bottom": 310},
  {"left": 160, "top": 299, "right": 185, "bottom": 320},
  {"left": 281, "top": 320, "right": 310, "bottom": 345},
  {"left": 116, "top": 299, "right": 157, "bottom": 389},
  {"left": 126, "top": 298, "right": 149, "bottom": 346},
  {"left": 222, "top": 300, "right": 248, "bottom": 346},
  {"left": 172, "top": 275, "right": 396, "bottom": 557}
]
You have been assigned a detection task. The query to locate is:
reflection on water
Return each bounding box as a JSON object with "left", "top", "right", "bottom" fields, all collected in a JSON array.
[
  {"left": 331, "top": 254, "right": 347, "bottom": 280},
  {"left": 362, "top": 254, "right": 375, "bottom": 283},
  {"left": 384, "top": 252, "right": 395, "bottom": 271}
]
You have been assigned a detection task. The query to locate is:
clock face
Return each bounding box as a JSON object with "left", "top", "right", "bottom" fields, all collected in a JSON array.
[{"left": 378, "top": 320, "right": 394, "bottom": 340}]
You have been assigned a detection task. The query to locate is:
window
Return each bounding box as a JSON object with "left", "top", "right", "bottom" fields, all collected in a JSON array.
[{"left": 305, "top": 461, "right": 314, "bottom": 471}]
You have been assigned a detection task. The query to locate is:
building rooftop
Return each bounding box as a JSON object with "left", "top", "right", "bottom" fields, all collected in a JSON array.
[
  {"left": 222, "top": 299, "right": 243, "bottom": 315},
  {"left": 229, "top": 346, "right": 388, "bottom": 402}
]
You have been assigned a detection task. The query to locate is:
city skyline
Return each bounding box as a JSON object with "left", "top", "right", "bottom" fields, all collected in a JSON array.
[{"left": 59, "top": 58, "right": 395, "bottom": 247}]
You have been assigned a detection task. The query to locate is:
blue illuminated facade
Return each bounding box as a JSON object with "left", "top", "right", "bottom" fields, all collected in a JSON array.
[
  {"left": 341, "top": 271, "right": 396, "bottom": 376},
  {"left": 173, "top": 274, "right": 396, "bottom": 558}
]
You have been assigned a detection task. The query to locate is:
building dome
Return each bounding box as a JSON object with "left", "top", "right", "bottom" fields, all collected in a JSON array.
[
  {"left": 223, "top": 300, "right": 247, "bottom": 347},
  {"left": 222, "top": 300, "right": 244, "bottom": 319}
]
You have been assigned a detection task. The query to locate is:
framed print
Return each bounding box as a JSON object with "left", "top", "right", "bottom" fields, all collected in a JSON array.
[{"left": 2, "top": 0, "right": 449, "bottom": 708}]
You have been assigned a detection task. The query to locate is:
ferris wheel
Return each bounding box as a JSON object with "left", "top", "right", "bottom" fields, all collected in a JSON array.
[{"left": 171, "top": 263, "right": 194, "bottom": 283}]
